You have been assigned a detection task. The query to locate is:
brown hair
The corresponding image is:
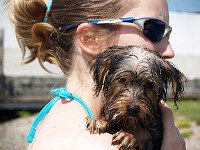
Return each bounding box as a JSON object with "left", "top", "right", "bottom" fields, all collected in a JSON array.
[{"left": 9, "top": 0, "right": 133, "bottom": 75}]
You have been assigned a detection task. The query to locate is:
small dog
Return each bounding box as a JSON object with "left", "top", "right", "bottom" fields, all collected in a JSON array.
[{"left": 86, "top": 46, "right": 186, "bottom": 150}]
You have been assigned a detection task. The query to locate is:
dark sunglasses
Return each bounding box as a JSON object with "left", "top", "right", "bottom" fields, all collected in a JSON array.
[{"left": 59, "top": 17, "right": 172, "bottom": 43}]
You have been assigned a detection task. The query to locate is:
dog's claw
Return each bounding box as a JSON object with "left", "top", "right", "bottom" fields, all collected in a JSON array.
[
  {"left": 112, "top": 131, "right": 136, "bottom": 150},
  {"left": 85, "top": 116, "right": 108, "bottom": 134}
]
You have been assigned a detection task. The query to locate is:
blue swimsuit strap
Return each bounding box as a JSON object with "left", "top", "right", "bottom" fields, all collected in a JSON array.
[{"left": 26, "top": 87, "right": 95, "bottom": 143}]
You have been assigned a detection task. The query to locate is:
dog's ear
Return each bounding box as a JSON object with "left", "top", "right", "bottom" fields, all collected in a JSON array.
[
  {"left": 162, "top": 60, "right": 187, "bottom": 108},
  {"left": 89, "top": 49, "right": 114, "bottom": 96},
  {"left": 89, "top": 46, "right": 126, "bottom": 96}
]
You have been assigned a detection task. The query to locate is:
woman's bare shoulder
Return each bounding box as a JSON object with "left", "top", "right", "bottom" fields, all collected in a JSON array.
[
  {"left": 28, "top": 130, "right": 117, "bottom": 150},
  {"left": 27, "top": 102, "right": 117, "bottom": 149},
  {"left": 76, "top": 132, "right": 117, "bottom": 150},
  {"left": 67, "top": 131, "right": 117, "bottom": 150}
]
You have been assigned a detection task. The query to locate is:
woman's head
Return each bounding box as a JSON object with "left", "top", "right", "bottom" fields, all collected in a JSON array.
[
  {"left": 9, "top": 0, "right": 173, "bottom": 76},
  {"left": 9, "top": 0, "right": 133, "bottom": 75}
]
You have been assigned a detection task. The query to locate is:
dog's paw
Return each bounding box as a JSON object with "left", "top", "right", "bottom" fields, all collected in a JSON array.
[
  {"left": 112, "top": 130, "right": 137, "bottom": 150},
  {"left": 85, "top": 116, "right": 108, "bottom": 134}
]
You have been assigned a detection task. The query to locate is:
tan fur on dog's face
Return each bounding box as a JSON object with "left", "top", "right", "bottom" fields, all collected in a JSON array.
[{"left": 90, "top": 45, "right": 186, "bottom": 133}]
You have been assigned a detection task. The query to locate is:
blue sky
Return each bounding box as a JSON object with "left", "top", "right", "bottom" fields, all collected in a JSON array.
[{"left": 168, "top": 0, "right": 200, "bottom": 13}]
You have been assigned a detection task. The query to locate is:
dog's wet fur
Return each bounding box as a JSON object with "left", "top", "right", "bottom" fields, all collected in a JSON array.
[{"left": 86, "top": 45, "right": 186, "bottom": 150}]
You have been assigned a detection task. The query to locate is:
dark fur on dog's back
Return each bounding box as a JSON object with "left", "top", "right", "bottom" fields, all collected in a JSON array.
[{"left": 86, "top": 45, "right": 186, "bottom": 150}]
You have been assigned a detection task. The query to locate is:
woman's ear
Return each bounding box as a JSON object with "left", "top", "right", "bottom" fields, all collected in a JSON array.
[{"left": 76, "top": 23, "right": 101, "bottom": 59}]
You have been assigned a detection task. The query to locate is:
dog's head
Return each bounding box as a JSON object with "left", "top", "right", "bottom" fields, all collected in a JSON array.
[{"left": 90, "top": 45, "right": 186, "bottom": 130}]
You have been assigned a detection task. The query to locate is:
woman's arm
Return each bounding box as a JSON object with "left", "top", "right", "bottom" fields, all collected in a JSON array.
[{"left": 159, "top": 102, "right": 186, "bottom": 150}]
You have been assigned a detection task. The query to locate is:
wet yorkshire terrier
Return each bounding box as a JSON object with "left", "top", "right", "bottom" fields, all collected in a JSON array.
[{"left": 86, "top": 46, "right": 186, "bottom": 150}]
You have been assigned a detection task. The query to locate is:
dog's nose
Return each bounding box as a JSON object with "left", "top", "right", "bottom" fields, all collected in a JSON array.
[{"left": 126, "top": 104, "right": 140, "bottom": 116}]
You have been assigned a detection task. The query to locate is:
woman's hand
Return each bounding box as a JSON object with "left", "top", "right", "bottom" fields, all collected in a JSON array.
[{"left": 159, "top": 101, "right": 186, "bottom": 150}]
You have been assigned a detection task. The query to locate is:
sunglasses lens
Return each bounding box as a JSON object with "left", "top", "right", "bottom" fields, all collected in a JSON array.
[{"left": 143, "top": 19, "right": 165, "bottom": 42}]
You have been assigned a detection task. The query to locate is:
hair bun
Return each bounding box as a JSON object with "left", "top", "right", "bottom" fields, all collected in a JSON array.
[{"left": 9, "top": 0, "right": 58, "bottom": 66}]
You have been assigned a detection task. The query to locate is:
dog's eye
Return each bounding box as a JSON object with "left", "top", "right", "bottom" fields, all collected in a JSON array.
[
  {"left": 144, "top": 80, "right": 155, "bottom": 88},
  {"left": 119, "top": 78, "right": 127, "bottom": 84}
]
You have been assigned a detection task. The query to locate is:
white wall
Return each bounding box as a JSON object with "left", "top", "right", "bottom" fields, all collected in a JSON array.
[
  {"left": 169, "top": 12, "right": 200, "bottom": 79},
  {"left": 169, "top": 12, "right": 200, "bottom": 55}
]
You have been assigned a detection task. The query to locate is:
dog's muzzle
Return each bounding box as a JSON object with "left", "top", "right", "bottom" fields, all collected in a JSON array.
[{"left": 126, "top": 103, "right": 140, "bottom": 116}]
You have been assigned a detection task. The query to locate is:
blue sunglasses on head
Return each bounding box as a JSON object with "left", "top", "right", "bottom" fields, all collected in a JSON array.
[{"left": 59, "top": 17, "right": 172, "bottom": 43}]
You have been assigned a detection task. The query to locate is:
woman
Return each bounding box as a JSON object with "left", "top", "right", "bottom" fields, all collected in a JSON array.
[{"left": 9, "top": 0, "right": 185, "bottom": 149}]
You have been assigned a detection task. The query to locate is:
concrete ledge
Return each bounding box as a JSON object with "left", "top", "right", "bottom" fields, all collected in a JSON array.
[
  {"left": 1, "top": 76, "right": 64, "bottom": 102},
  {"left": 184, "top": 79, "right": 200, "bottom": 99},
  {"left": 0, "top": 76, "right": 199, "bottom": 109}
]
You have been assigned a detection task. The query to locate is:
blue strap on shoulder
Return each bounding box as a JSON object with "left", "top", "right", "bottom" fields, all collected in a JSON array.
[{"left": 26, "top": 88, "right": 95, "bottom": 143}]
